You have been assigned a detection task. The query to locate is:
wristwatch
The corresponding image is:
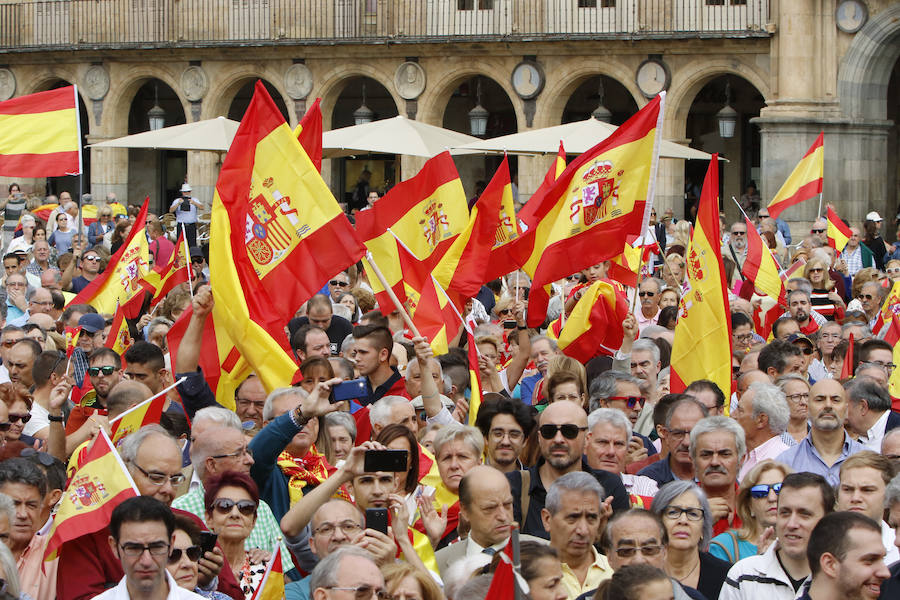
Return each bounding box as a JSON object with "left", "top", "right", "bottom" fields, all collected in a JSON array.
[{"left": 48, "top": 414, "right": 64, "bottom": 423}]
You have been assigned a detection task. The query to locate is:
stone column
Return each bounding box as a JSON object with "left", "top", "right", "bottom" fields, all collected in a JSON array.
[{"left": 89, "top": 145, "right": 129, "bottom": 203}]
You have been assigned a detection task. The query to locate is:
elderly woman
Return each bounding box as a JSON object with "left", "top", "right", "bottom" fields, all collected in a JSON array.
[
  {"left": 775, "top": 374, "right": 810, "bottom": 445},
  {"left": 546, "top": 371, "right": 587, "bottom": 410},
  {"left": 659, "top": 287, "right": 680, "bottom": 309},
  {"left": 430, "top": 423, "right": 483, "bottom": 548},
  {"left": 650, "top": 480, "right": 730, "bottom": 600},
  {"left": 709, "top": 460, "right": 792, "bottom": 563},
  {"left": 805, "top": 258, "right": 845, "bottom": 321},
  {"left": 324, "top": 411, "right": 356, "bottom": 463},
  {"left": 6, "top": 214, "right": 36, "bottom": 255},
  {"left": 204, "top": 471, "right": 268, "bottom": 599},
  {"left": 87, "top": 205, "right": 114, "bottom": 249},
  {"left": 167, "top": 514, "right": 232, "bottom": 599}
]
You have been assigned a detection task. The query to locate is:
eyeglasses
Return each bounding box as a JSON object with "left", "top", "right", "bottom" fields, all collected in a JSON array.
[
  {"left": 168, "top": 545, "right": 202, "bottom": 564},
  {"left": 211, "top": 498, "right": 257, "bottom": 516},
  {"left": 869, "top": 361, "right": 896, "bottom": 371},
  {"left": 329, "top": 280, "right": 349, "bottom": 287},
  {"left": 7, "top": 413, "right": 30, "bottom": 425},
  {"left": 734, "top": 333, "right": 754, "bottom": 343},
  {"left": 119, "top": 541, "right": 169, "bottom": 557},
  {"left": 211, "top": 445, "right": 252, "bottom": 460},
  {"left": 662, "top": 506, "right": 705, "bottom": 521},
  {"left": 0, "top": 339, "right": 22, "bottom": 348},
  {"left": 749, "top": 482, "right": 783, "bottom": 499},
  {"left": 607, "top": 396, "right": 645, "bottom": 410},
  {"left": 131, "top": 462, "right": 186, "bottom": 486},
  {"left": 313, "top": 520, "right": 363, "bottom": 538},
  {"left": 88, "top": 366, "right": 118, "bottom": 376},
  {"left": 538, "top": 424, "right": 587, "bottom": 440},
  {"left": 731, "top": 231, "right": 746, "bottom": 236},
  {"left": 497, "top": 309, "right": 513, "bottom": 316},
  {"left": 5, "top": 282, "right": 25, "bottom": 288},
  {"left": 191, "top": 257, "right": 205, "bottom": 265},
  {"left": 325, "top": 585, "right": 390, "bottom": 600},
  {"left": 807, "top": 268, "right": 824, "bottom": 273},
  {"left": 666, "top": 428, "right": 692, "bottom": 440},
  {"left": 857, "top": 293, "right": 874, "bottom": 301},
  {"left": 811, "top": 228, "right": 826, "bottom": 233},
  {"left": 888, "top": 268, "right": 900, "bottom": 275},
  {"left": 614, "top": 545, "right": 664, "bottom": 558},
  {"left": 785, "top": 392, "right": 810, "bottom": 402},
  {"left": 638, "top": 291, "right": 656, "bottom": 297},
  {"left": 489, "top": 428, "right": 524, "bottom": 442},
  {"left": 0, "top": 424, "right": 9, "bottom": 432}
]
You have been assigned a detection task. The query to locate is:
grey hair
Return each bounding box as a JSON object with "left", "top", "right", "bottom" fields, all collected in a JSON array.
[
  {"left": 855, "top": 363, "right": 888, "bottom": 382},
  {"left": 455, "top": 575, "right": 494, "bottom": 600},
  {"left": 340, "top": 334, "right": 356, "bottom": 356},
  {"left": 650, "top": 481, "right": 714, "bottom": 551},
  {"left": 842, "top": 322, "right": 872, "bottom": 338},
  {"left": 882, "top": 428, "right": 900, "bottom": 453},
  {"left": 329, "top": 356, "right": 355, "bottom": 381},
  {"left": 369, "top": 395, "right": 412, "bottom": 428},
  {"left": 119, "top": 425, "right": 177, "bottom": 464},
  {"left": 308, "top": 546, "right": 375, "bottom": 593},
  {"left": 845, "top": 376, "right": 892, "bottom": 412},
  {"left": 0, "top": 493, "right": 15, "bottom": 530},
  {"left": 745, "top": 382, "right": 790, "bottom": 434},
  {"left": 787, "top": 278, "right": 812, "bottom": 296},
  {"left": 193, "top": 406, "right": 242, "bottom": 431},
  {"left": 545, "top": 471, "right": 604, "bottom": 516},
  {"left": 640, "top": 277, "right": 664, "bottom": 293},
  {"left": 632, "top": 338, "right": 660, "bottom": 364},
  {"left": 689, "top": 416, "right": 747, "bottom": 461},
  {"left": 324, "top": 411, "right": 357, "bottom": 442},
  {"left": 587, "top": 407, "right": 632, "bottom": 440},
  {"left": 530, "top": 334, "right": 558, "bottom": 352},
  {"left": 262, "top": 387, "right": 306, "bottom": 422},
  {"left": 657, "top": 366, "right": 670, "bottom": 381},
  {"left": 432, "top": 422, "right": 484, "bottom": 459},
  {"left": 147, "top": 316, "right": 174, "bottom": 332},
  {"left": 886, "top": 473, "right": 900, "bottom": 508},
  {"left": 331, "top": 303, "right": 353, "bottom": 322},
  {"left": 775, "top": 373, "right": 810, "bottom": 391},
  {"left": 0, "top": 542, "right": 20, "bottom": 597},
  {"left": 589, "top": 371, "right": 641, "bottom": 411},
  {"left": 640, "top": 325, "right": 670, "bottom": 339},
  {"left": 787, "top": 288, "right": 811, "bottom": 303}
]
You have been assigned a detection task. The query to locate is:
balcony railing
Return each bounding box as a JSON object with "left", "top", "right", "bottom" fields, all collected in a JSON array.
[{"left": 0, "top": 0, "right": 771, "bottom": 51}]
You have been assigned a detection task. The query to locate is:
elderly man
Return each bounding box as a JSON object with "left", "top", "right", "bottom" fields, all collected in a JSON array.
[
  {"left": 26, "top": 241, "right": 52, "bottom": 277},
  {"left": 308, "top": 546, "right": 386, "bottom": 600},
  {"left": 777, "top": 378, "right": 866, "bottom": 487},
  {"left": 328, "top": 271, "right": 351, "bottom": 302},
  {"left": 473, "top": 394, "right": 536, "bottom": 473},
  {"left": 520, "top": 335, "right": 560, "bottom": 406},
  {"left": 6, "top": 338, "right": 40, "bottom": 389},
  {"left": 844, "top": 377, "right": 900, "bottom": 451},
  {"left": 690, "top": 416, "right": 746, "bottom": 536},
  {"left": 636, "top": 278, "right": 663, "bottom": 333},
  {"left": 883, "top": 429, "right": 900, "bottom": 473},
  {"left": 732, "top": 382, "right": 791, "bottom": 481},
  {"left": 289, "top": 294, "right": 354, "bottom": 356},
  {"left": 586, "top": 408, "right": 659, "bottom": 504},
  {"left": 858, "top": 280, "right": 885, "bottom": 330},
  {"left": 721, "top": 472, "right": 835, "bottom": 600},
  {"left": 638, "top": 397, "right": 708, "bottom": 485},
  {"left": 836, "top": 451, "right": 899, "bottom": 564},
  {"left": 232, "top": 374, "right": 267, "bottom": 428},
  {"left": 369, "top": 395, "right": 418, "bottom": 436},
  {"left": 4, "top": 271, "right": 28, "bottom": 323},
  {"left": 507, "top": 400, "right": 629, "bottom": 539},
  {"left": 840, "top": 226, "right": 874, "bottom": 276},
  {"left": 542, "top": 471, "right": 612, "bottom": 598},
  {"left": 724, "top": 221, "right": 749, "bottom": 269}
]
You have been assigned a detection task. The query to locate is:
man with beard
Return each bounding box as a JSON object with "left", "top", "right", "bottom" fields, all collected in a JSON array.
[
  {"left": 473, "top": 394, "right": 536, "bottom": 473},
  {"left": 723, "top": 221, "right": 749, "bottom": 272},
  {"left": 777, "top": 378, "right": 866, "bottom": 487},
  {"left": 788, "top": 289, "right": 820, "bottom": 336},
  {"left": 65, "top": 348, "right": 122, "bottom": 450}
]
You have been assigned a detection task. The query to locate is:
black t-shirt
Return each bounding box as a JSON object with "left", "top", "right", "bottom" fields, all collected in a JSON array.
[{"left": 288, "top": 314, "right": 354, "bottom": 356}]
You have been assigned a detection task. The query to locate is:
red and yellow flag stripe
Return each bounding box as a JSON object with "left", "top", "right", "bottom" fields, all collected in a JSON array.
[
  {"left": 826, "top": 206, "right": 852, "bottom": 252},
  {"left": 740, "top": 216, "right": 786, "bottom": 305},
  {"left": 766, "top": 132, "right": 823, "bottom": 219},
  {"left": 0, "top": 86, "right": 81, "bottom": 177}
]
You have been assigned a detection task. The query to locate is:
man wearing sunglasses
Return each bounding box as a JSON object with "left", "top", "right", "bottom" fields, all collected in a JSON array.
[
  {"left": 506, "top": 400, "right": 629, "bottom": 540},
  {"left": 69, "top": 248, "right": 103, "bottom": 294},
  {"left": 723, "top": 222, "right": 749, "bottom": 271},
  {"left": 65, "top": 348, "right": 122, "bottom": 443},
  {"left": 733, "top": 382, "right": 791, "bottom": 482},
  {"left": 636, "top": 278, "right": 663, "bottom": 333}
]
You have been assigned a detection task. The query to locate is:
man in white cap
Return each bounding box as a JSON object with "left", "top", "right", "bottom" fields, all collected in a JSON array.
[{"left": 170, "top": 183, "right": 202, "bottom": 246}]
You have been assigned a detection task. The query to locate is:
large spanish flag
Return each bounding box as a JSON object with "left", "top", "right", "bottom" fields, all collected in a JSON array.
[
  {"left": 104, "top": 303, "right": 134, "bottom": 355},
  {"left": 211, "top": 81, "right": 354, "bottom": 394},
  {"left": 519, "top": 94, "right": 664, "bottom": 327},
  {"left": 766, "top": 132, "right": 823, "bottom": 219},
  {"left": 740, "top": 217, "right": 785, "bottom": 305},
  {"left": 826, "top": 206, "right": 852, "bottom": 252},
  {"left": 69, "top": 198, "right": 150, "bottom": 315},
  {"left": 0, "top": 86, "right": 81, "bottom": 177},
  {"left": 356, "top": 152, "right": 468, "bottom": 313},
  {"left": 433, "top": 155, "right": 509, "bottom": 298},
  {"left": 670, "top": 156, "right": 732, "bottom": 403},
  {"left": 45, "top": 430, "right": 138, "bottom": 559},
  {"left": 557, "top": 280, "right": 628, "bottom": 363}
]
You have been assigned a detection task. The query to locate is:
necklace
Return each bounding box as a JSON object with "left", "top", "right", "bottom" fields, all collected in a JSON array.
[{"left": 672, "top": 556, "right": 700, "bottom": 583}]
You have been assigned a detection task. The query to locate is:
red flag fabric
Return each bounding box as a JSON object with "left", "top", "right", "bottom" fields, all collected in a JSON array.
[
  {"left": 840, "top": 333, "right": 854, "bottom": 379},
  {"left": 826, "top": 206, "right": 853, "bottom": 252},
  {"left": 296, "top": 97, "right": 322, "bottom": 172},
  {"left": 138, "top": 231, "right": 190, "bottom": 307},
  {"left": 557, "top": 280, "right": 628, "bottom": 363},
  {"left": 484, "top": 554, "right": 517, "bottom": 600},
  {"left": 740, "top": 216, "right": 786, "bottom": 305},
  {"left": 0, "top": 86, "right": 81, "bottom": 177},
  {"left": 104, "top": 303, "right": 134, "bottom": 355}
]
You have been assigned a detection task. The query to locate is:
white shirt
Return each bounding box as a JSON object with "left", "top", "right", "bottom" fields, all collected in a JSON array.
[
  {"left": 857, "top": 410, "right": 890, "bottom": 452},
  {"left": 622, "top": 473, "right": 659, "bottom": 498},
  {"left": 91, "top": 570, "right": 205, "bottom": 600},
  {"left": 23, "top": 401, "right": 49, "bottom": 437},
  {"left": 882, "top": 520, "right": 900, "bottom": 565}
]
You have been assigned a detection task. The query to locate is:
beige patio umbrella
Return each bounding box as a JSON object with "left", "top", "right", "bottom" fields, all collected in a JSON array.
[
  {"left": 89, "top": 116, "right": 240, "bottom": 152},
  {"left": 454, "top": 117, "right": 714, "bottom": 160},
  {"left": 323, "top": 115, "right": 482, "bottom": 158}
]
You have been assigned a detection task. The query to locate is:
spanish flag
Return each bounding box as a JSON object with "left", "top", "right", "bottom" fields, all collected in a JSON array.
[
  {"left": 356, "top": 152, "right": 468, "bottom": 313},
  {"left": 104, "top": 303, "right": 134, "bottom": 355},
  {"left": 45, "top": 430, "right": 138, "bottom": 559},
  {"left": 740, "top": 217, "right": 786, "bottom": 305},
  {"left": 766, "top": 132, "right": 823, "bottom": 219},
  {"left": 250, "top": 545, "right": 284, "bottom": 600},
  {"left": 670, "top": 156, "right": 732, "bottom": 404},
  {"left": 884, "top": 318, "right": 900, "bottom": 411},
  {"left": 557, "top": 280, "right": 628, "bottom": 363},
  {"left": 69, "top": 198, "right": 151, "bottom": 315},
  {"left": 433, "top": 155, "right": 509, "bottom": 298},
  {"left": 138, "top": 230, "right": 190, "bottom": 307},
  {"left": 211, "top": 81, "right": 354, "bottom": 394},
  {"left": 840, "top": 333, "right": 855, "bottom": 379},
  {"left": 65, "top": 326, "right": 81, "bottom": 358},
  {"left": 0, "top": 86, "right": 81, "bottom": 177},
  {"left": 873, "top": 278, "right": 900, "bottom": 336},
  {"left": 519, "top": 95, "right": 664, "bottom": 327},
  {"left": 294, "top": 97, "right": 322, "bottom": 173},
  {"left": 467, "top": 329, "right": 483, "bottom": 426},
  {"left": 826, "top": 206, "right": 852, "bottom": 252},
  {"left": 109, "top": 394, "right": 166, "bottom": 445}
]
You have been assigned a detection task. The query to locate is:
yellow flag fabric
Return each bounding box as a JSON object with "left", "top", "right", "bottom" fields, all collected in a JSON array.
[
  {"left": 670, "top": 155, "right": 733, "bottom": 407},
  {"left": 0, "top": 86, "right": 81, "bottom": 177},
  {"left": 250, "top": 545, "right": 284, "bottom": 600}
]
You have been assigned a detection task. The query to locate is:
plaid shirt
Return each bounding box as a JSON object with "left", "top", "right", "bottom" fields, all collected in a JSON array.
[
  {"left": 172, "top": 483, "right": 295, "bottom": 573},
  {"left": 842, "top": 245, "right": 863, "bottom": 276}
]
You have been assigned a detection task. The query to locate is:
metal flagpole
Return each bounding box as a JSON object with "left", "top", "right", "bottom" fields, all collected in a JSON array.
[{"left": 181, "top": 222, "right": 194, "bottom": 300}]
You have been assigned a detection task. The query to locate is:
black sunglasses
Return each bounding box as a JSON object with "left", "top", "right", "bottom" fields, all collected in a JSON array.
[
  {"left": 8, "top": 414, "right": 30, "bottom": 425},
  {"left": 88, "top": 366, "right": 117, "bottom": 376},
  {"left": 749, "top": 482, "right": 782, "bottom": 499},
  {"left": 168, "top": 545, "right": 202, "bottom": 564},
  {"left": 638, "top": 291, "right": 656, "bottom": 297},
  {"left": 211, "top": 498, "right": 257, "bottom": 516},
  {"left": 19, "top": 447, "right": 55, "bottom": 467},
  {"left": 538, "top": 424, "right": 587, "bottom": 440}
]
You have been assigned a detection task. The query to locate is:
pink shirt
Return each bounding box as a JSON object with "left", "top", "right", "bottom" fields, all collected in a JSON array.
[
  {"left": 17, "top": 530, "right": 58, "bottom": 600},
  {"left": 637, "top": 308, "right": 660, "bottom": 333},
  {"left": 738, "top": 435, "right": 790, "bottom": 482}
]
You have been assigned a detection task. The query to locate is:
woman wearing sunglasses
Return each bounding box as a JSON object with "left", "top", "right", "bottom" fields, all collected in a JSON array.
[
  {"left": 167, "top": 514, "right": 231, "bottom": 599},
  {"left": 203, "top": 471, "right": 268, "bottom": 599},
  {"left": 0, "top": 383, "right": 34, "bottom": 447},
  {"left": 709, "top": 460, "right": 792, "bottom": 564}
]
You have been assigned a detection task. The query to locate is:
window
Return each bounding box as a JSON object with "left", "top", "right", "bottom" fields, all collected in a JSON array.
[{"left": 458, "top": 0, "right": 494, "bottom": 10}]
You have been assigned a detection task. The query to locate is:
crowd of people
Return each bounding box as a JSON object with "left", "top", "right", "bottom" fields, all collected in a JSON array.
[{"left": 0, "top": 182, "right": 897, "bottom": 600}]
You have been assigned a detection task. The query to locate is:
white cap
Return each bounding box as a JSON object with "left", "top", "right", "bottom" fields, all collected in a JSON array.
[
  {"left": 180, "top": 183, "right": 192, "bottom": 193},
  {"left": 865, "top": 211, "right": 882, "bottom": 222},
  {"left": 410, "top": 394, "right": 456, "bottom": 411}
]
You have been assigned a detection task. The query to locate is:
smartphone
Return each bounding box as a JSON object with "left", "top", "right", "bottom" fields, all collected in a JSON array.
[
  {"left": 365, "top": 508, "right": 389, "bottom": 535},
  {"left": 503, "top": 320, "right": 517, "bottom": 329},
  {"left": 330, "top": 377, "right": 368, "bottom": 404},
  {"left": 363, "top": 449, "right": 408, "bottom": 472},
  {"left": 198, "top": 531, "right": 218, "bottom": 554}
]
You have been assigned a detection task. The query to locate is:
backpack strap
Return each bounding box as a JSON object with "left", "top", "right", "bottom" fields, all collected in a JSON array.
[{"left": 519, "top": 470, "right": 531, "bottom": 526}]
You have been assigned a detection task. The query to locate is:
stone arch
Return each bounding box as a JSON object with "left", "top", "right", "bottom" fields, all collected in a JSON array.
[
  {"left": 537, "top": 64, "right": 644, "bottom": 129},
  {"left": 416, "top": 60, "right": 522, "bottom": 129},
  {"left": 314, "top": 64, "right": 401, "bottom": 130},
  {"left": 203, "top": 65, "right": 293, "bottom": 123},
  {"left": 837, "top": 4, "right": 900, "bottom": 121},
  {"left": 104, "top": 66, "right": 188, "bottom": 137},
  {"left": 665, "top": 59, "right": 771, "bottom": 141}
]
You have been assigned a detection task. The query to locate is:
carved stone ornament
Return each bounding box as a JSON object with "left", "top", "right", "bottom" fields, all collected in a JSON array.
[
  {"left": 0, "top": 69, "right": 15, "bottom": 101},
  {"left": 394, "top": 62, "right": 426, "bottom": 100},
  {"left": 83, "top": 65, "right": 110, "bottom": 100},
  {"left": 181, "top": 66, "right": 209, "bottom": 102},
  {"left": 284, "top": 64, "right": 313, "bottom": 100}
]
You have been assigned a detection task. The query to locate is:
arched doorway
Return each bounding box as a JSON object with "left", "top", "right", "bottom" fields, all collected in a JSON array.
[
  {"left": 684, "top": 75, "right": 765, "bottom": 220},
  {"left": 562, "top": 75, "right": 639, "bottom": 126},
  {"left": 127, "top": 79, "right": 186, "bottom": 213},
  {"left": 228, "top": 79, "right": 290, "bottom": 123},
  {"left": 442, "top": 76, "right": 517, "bottom": 200},
  {"left": 331, "top": 76, "right": 399, "bottom": 207},
  {"left": 40, "top": 79, "right": 90, "bottom": 201}
]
